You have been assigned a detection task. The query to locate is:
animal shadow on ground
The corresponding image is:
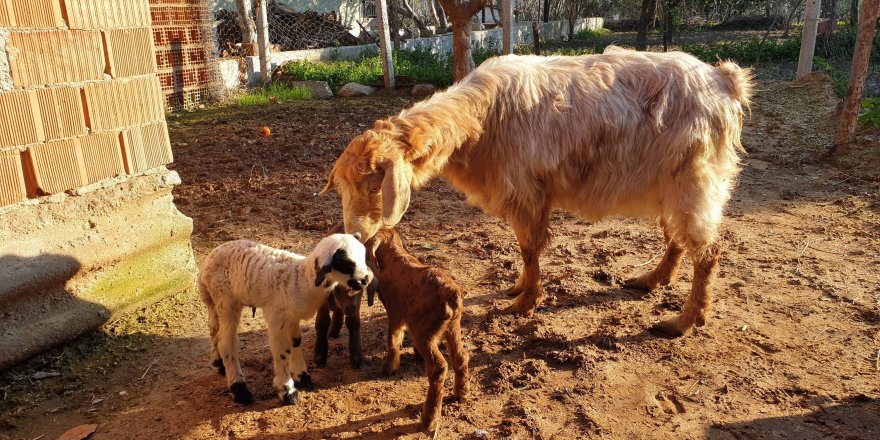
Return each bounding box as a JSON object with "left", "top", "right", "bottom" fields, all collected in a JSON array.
[{"left": 707, "top": 396, "right": 880, "bottom": 439}]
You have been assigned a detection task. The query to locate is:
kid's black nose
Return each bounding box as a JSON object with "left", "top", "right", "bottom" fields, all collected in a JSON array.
[{"left": 347, "top": 279, "right": 365, "bottom": 290}]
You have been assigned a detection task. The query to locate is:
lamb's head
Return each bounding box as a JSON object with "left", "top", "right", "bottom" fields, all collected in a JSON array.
[
  {"left": 319, "top": 120, "right": 414, "bottom": 243},
  {"left": 312, "top": 233, "right": 373, "bottom": 293}
]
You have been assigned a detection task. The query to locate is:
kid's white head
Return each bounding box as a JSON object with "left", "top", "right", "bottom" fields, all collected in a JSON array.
[{"left": 313, "top": 234, "right": 373, "bottom": 291}]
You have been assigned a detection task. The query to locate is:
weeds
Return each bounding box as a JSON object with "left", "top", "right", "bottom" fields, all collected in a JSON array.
[{"left": 237, "top": 83, "right": 311, "bottom": 106}]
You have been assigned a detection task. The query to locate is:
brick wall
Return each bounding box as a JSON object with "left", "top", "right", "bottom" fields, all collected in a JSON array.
[
  {"left": 150, "top": 0, "right": 219, "bottom": 110},
  {"left": 0, "top": 0, "right": 173, "bottom": 207}
]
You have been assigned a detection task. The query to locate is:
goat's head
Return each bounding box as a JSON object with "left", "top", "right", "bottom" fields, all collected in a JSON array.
[
  {"left": 313, "top": 234, "right": 373, "bottom": 292},
  {"left": 319, "top": 121, "right": 413, "bottom": 243}
]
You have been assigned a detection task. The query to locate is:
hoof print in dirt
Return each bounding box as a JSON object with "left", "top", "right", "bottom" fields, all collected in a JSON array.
[
  {"left": 230, "top": 382, "right": 253, "bottom": 405},
  {"left": 281, "top": 389, "right": 299, "bottom": 405}
]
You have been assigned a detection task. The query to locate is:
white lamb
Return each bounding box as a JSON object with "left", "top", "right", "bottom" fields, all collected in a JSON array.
[{"left": 198, "top": 234, "right": 373, "bottom": 404}]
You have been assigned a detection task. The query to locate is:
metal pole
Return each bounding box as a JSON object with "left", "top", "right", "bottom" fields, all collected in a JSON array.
[
  {"left": 376, "top": 0, "right": 396, "bottom": 89},
  {"left": 502, "top": 0, "right": 514, "bottom": 55},
  {"left": 796, "top": 0, "right": 821, "bottom": 79},
  {"left": 255, "top": 0, "right": 270, "bottom": 83}
]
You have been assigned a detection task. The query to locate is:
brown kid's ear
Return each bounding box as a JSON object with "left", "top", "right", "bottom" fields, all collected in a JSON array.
[
  {"left": 365, "top": 259, "right": 380, "bottom": 307},
  {"left": 381, "top": 158, "right": 411, "bottom": 226}
]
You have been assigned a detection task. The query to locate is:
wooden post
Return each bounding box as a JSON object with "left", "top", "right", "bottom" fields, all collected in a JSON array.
[
  {"left": 255, "top": 0, "right": 270, "bottom": 83},
  {"left": 376, "top": 0, "right": 396, "bottom": 89},
  {"left": 835, "top": 0, "right": 880, "bottom": 154},
  {"left": 502, "top": 0, "right": 514, "bottom": 54},
  {"left": 797, "top": 0, "right": 822, "bottom": 79}
]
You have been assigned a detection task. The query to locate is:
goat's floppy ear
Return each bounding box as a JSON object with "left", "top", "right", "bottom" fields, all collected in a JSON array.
[
  {"left": 381, "top": 158, "right": 410, "bottom": 226},
  {"left": 314, "top": 258, "right": 331, "bottom": 287},
  {"left": 318, "top": 169, "right": 336, "bottom": 196},
  {"left": 326, "top": 221, "right": 344, "bottom": 235}
]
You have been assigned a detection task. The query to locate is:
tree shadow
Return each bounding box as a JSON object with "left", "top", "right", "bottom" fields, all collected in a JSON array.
[{"left": 707, "top": 396, "right": 880, "bottom": 439}]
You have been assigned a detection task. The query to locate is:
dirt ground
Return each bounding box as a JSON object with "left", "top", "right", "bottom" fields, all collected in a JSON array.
[{"left": 2, "top": 75, "right": 880, "bottom": 440}]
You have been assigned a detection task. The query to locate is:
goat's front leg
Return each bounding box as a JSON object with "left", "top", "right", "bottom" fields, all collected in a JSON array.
[
  {"left": 314, "top": 302, "right": 332, "bottom": 368},
  {"left": 287, "top": 321, "right": 312, "bottom": 389},
  {"left": 344, "top": 297, "right": 363, "bottom": 368},
  {"left": 266, "top": 313, "right": 298, "bottom": 404},
  {"left": 502, "top": 201, "right": 551, "bottom": 317}
]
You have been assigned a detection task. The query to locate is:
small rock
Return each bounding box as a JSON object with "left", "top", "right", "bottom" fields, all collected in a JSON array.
[
  {"left": 474, "top": 429, "right": 490, "bottom": 438},
  {"left": 290, "top": 80, "right": 333, "bottom": 99},
  {"left": 31, "top": 371, "right": 60, "bottom": 380},
  {"left": 47, "top": 192, "right": 67, "bottom": 204},
  {"left": 337, "top": 82, "right": 375, "bottom": 97},
  {"left": 411, "top": 84, "right": 436, "bottom": 97}
]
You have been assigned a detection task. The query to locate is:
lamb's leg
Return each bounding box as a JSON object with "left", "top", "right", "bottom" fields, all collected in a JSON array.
[
  {"left": 345, "top": 313, "right": 362, "bottom": 369},
  {"left": 625, "top": 219, "right": 685, "bottom": 291},
  {"left": 314, "top": 302, "right": 331, "bottom": 368},
  {"left": 444, "top": 318, "right": 470, "bottom": 401},
  {"left": 502, "top": 200, "right": 552, "bottom": 317},
  {"left": 216, "top": 306, "right": 251, "bottom": 404},
  {"left": 287, "top": 322, "right": 311, "bottom": 389},
  {"left": 417, "top": 338, "right": 448, "bottom": 432},
  {"left": 266, "top": 313, "right": 298, "bottom": 403},
  {"left": 383, "top": 318, "right": 405, "bottom": 375},
  {"left": 200, "top": 288, "right": 225, "bottom": 375},
  {"left": 329, "top": 307, "right": 344, "bottom": 338}
]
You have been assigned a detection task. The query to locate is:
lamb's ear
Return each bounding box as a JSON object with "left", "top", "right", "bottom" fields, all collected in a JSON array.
[
  {"left": 381, "top": 158, "right": 410, "bottom": 226},
  {"left": 314, "top": 258, "right": 331, "bottom": 287}
]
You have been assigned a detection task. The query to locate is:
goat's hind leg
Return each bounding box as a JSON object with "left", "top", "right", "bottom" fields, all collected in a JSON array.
[
  {"left": 502, "top": 200, "right": 552, "bottom": 317},
  {"left": 201, "top": 289, "right": 225, "bottom": 375},
  {"left": 417, "top": 337, "right": 448, "bottom": 432},
  {"left": 444, "top": 318, "right": 470, "bottom": 401},
  {"left": 625, "top": 219, "right": 684, "bottom": 291}
]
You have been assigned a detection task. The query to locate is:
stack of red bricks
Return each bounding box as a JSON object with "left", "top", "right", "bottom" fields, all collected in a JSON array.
[
  {"left": 150, "top": 0, "right": 217, "bottom": 110},
  {"left": 0, "top": 0, "right": 173, "bottom": 208}
]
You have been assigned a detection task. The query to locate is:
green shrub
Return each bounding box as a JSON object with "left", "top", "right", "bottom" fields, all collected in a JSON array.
[
  {"left": 237, "top": 83, "right": 311, "bottom": 106},
  {"left": 859, "top": 98, "right": 880, "bottom": 128},
  {"left": 681, "top": 38, "right": 801, "bottom": 63},
  {"left": 576, "top": 27, "right": 612, "bottom": 39},
  {"left": 812, "top": 56, "right": 848, "bottom": 97},
  {"left": 281, "top": 47, "right": 502, "bottom": 89}
]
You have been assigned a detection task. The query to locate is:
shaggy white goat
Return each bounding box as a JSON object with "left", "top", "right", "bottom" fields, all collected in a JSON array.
[{"left": 198, "top": 234, "right": 372, "bottom": 404}]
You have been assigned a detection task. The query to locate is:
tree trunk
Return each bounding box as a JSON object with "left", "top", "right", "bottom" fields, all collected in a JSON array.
[
  {"left": 851, "top": 0, "right": 860, "bottom": 23},
  {"left": 429, "top": 0, "right": 442, "bottom": 29},
  {"left": 397, "top": 0, "right": 431, "bottom": 36},
  {"left": 532, "top": 20, "right": 541, "bottom": 54},
  {"left": 236, "top": 0, "right": 258, "bottom": 56},
  {"left": 437, "top": 0, "right": 485, "bottom": 82},
  {"left": 835, "top": 0, "right": 880, "bottom": 154},
  {"left": 542, "top": 0, "right": 550, "bottom": 22},
  {"left": 435, "top": 0, "right": 449, "bottom": 32},
  {"left": 636, "top": 0, "right": 656, "bottom": 50}
]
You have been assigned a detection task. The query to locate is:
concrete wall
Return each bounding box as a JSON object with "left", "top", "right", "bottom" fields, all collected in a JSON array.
[
  {"left": 246, "top": 17, "right": 604, "bottom": 85},
  {"left": 0, "top": 0, "right": 197, "bottom": 369}
]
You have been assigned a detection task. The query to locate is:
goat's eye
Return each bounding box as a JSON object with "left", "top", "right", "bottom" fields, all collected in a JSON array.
[{"left": 369, "top": 187, "right": 381, "bottom": 194}]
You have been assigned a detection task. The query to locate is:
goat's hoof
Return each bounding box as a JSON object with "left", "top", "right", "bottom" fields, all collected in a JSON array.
[
  {"left": 349, "top": 356, "right": 362, "bottom": 369},
  {"left": 649, "top": 318, "right": 688, "bottom": 338},
  {"left": 623, "top": 276, "right": 657, "bottom": 291},
  {"left": 281, "top": 389, "right": 299, "bottom": 405},
  {"left": 500, "top": 300, "right": 536, "bottom": 317},
  {"left": 212, "top": 358, "right": 226, "bottom": 375},
  {"left": 502, "top": 286, "right": 524, "bottom": 298},
  {"left": 295, "top": 372, "right": 313, "bottom": 389},
  {"left": 421, "top": 415, "right": 439, "bottom": 432},
  {"left": 229, "top": 382, "right": 253, "bottom": 405},
  {"left": 329, "top": 331, "right": 341, "bottom": 339}
]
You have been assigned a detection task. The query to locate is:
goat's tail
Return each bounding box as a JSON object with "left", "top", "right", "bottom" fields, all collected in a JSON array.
[{"left": 716, "top": 61, "right": 754, "bottom": 109}]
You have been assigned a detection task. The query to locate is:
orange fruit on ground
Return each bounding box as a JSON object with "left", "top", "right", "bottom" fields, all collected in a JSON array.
[{"left": 260, "top": 126, "right": 271, "bottom": 137}]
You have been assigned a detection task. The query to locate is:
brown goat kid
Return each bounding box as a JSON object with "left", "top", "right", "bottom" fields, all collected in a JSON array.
[
  {"left": 368, "top": 228, "right": 469, "bottom": 432},
  {"left": 322, "top": 50, "right": 754, "bottom": 337}
]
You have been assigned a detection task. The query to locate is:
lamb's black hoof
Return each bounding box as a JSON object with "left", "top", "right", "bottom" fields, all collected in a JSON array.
[
  {"left": 212, "top": 358, "right": 226, "bottom": 375},
  {"left": 230, "top": 382, "right": 253, "bottom": 405},
  {"left": 282, "top": 389, "right": 299, "bottom": 404},
  {"left": 295, "top": 372, "right": 313, "bottom": 389}
]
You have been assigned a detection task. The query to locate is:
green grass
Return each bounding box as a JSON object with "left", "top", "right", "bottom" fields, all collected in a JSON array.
[
  {"left": 681, "top": 38, "right": 802, "bottom": 63},
  {"left": 859, "top": 98, "right": 880, "bottom": 128},
  {"left": 237, "top": 83, "right": 312, "bottom": 106},
  {"left": 575, "top": 27, "right": 612, "bottom": 39},
  {"left": 281, "top": 47, "right": 500, "bottom": 89}
]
